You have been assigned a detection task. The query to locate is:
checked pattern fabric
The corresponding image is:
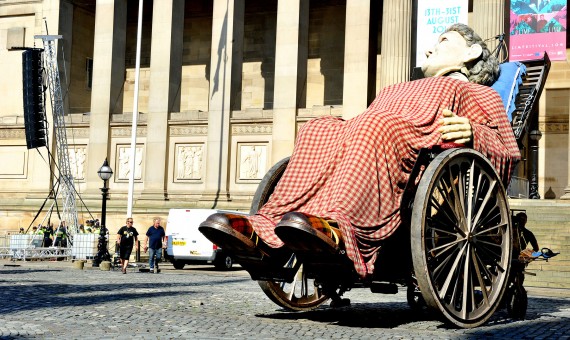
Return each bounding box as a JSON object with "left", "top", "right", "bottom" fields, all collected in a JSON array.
[
  {"left": 248, "top": 77, "right": 521, "bottom": 278},
  {"left": 223, "top": 214, "right": 256, "bottom": 239}
]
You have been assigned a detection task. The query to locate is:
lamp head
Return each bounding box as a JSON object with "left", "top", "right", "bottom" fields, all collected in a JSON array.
[
  {"left": 529, "top": 130, "right": 542, "bottom": 141},
  {"left": 97, "top": 158, "right": 114, "bottom": 181}
]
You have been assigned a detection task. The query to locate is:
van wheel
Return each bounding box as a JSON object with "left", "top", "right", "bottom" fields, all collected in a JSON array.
[
  {"left": 173, "top": 261, "right": 185, "bottom": 270},
  {"left": 214, "top": 254, "right": 233, "bottom": 270}
]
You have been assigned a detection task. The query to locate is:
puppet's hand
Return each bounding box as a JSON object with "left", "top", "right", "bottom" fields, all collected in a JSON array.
[{"left": 439, "top": 109, "right": 472, "bottom": 144}]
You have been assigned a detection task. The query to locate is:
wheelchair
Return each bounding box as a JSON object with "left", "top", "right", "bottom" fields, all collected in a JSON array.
[{"left": 245, "top": 54, "right": 550, "bottom": 328}]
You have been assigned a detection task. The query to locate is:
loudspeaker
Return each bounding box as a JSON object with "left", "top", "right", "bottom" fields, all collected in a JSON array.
[{"left": 22, "top": 49, "right": 47, "bottom": 150}]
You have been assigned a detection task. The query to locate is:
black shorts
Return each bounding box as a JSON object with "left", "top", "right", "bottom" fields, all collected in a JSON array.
[{"left": 119, "top": 245, "right": 133, "bottom": 260}]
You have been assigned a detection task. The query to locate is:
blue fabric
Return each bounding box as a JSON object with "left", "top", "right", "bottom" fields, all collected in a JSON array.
[{"left": 491, "top": 62, "right": 526, "bottom": 122}]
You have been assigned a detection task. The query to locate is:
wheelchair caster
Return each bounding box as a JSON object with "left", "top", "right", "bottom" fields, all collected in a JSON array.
[{"left": 330, "top": 298, "right": 351, "bottom": 308}]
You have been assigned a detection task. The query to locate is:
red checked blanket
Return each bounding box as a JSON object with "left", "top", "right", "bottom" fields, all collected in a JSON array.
[{"left": 248, "top": 77, "right": 521, "bottom": 278}]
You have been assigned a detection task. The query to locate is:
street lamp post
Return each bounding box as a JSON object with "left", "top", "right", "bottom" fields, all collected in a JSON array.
[
  {"left": 529, "top": 130, "right": 542, "bottom": 199},
  {"left": 93, "top": 158, "right": 113, "bottom": 267}
]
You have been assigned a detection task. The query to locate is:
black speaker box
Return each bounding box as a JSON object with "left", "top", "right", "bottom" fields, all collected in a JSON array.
[{"left": 22, "top": 49, "right": 47, "bottom": 150}]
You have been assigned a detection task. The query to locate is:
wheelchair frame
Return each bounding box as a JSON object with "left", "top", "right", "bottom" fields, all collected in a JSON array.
[{"left": 248, "top": 54, "right": 551, "bottom": 328}]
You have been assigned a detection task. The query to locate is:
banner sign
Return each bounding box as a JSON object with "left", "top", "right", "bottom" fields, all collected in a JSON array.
[
  {"left": 510, "top": 0, "right": 567, "bottom": 61},
  {"left": 416, "top": 0, "right": 469, "bottom": 67}
]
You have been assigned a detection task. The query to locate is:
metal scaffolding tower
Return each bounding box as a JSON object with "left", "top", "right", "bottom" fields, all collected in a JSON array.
[{"left": 35, "top": 34, "right": 79, "bottom": 242}]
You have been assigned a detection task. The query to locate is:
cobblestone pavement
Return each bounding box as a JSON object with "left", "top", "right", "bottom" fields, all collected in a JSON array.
[{"left": 1, "top": 260, "right": 569, "bottom": 339}]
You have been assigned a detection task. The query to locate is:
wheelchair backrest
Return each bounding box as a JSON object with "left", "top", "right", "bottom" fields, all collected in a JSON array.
[{"left": 508, "top": 53, "right": 551, "bottom": 143}]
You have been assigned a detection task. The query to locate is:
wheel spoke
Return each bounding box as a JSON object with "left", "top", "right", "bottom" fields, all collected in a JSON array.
[
  {"left": 472, "top": 179, "right": 497, "bottom": 231},
  {"left": 429, "top": 226, "right": 458, "bottom": 237},
  {"left": 474, "top": 249, "right": 496, "bottom": 281},
  {"left": 474, "top": 223, "right": 506, "bottom": 237},
  {"left": 429, "top": 237, "right": 465, "bottom": 257},
  {"left": 438, "top": 242, "right": 468, "bottom": 300},
  {"left": 429, "top": 193, "right": 466, "bottom": 237},
  {"left": 476, "top": 246, "right": 506, "bottom": 275},
  {"left": 471, "top": 249, "right": 490, "bottom": 307},
  {"left": 287, "top": 266, "right": 301, "bottom": 300},
  {"left": 477, "top": 239, "right": 503, "bottom": 249},
  {"left": 454, "top": 165, "right": 468, "bottom": 231},
  {"left": 432, "top": 246, "right": 460, "bottom": 282},
  {"left": 466, "top": 161, "right": 475, "bottom": 233},
  {"left": 461, "top": 244, "right": 471, "bottom": 319},
  {"left": 432, "top": 186, "right": 462, "bottom": 232},
  {"left": 445, "top": 166, "right": 467, "bottom": 232}
]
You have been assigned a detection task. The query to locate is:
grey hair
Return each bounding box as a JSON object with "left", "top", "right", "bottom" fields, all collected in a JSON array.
[{"left": 445, "top": 23, "right": 499, "bottom": 86}]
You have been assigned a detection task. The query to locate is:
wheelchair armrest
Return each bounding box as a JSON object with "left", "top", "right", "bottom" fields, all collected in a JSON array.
[{"left": 438, "top": 142, "right": 465, "bottom": 150}]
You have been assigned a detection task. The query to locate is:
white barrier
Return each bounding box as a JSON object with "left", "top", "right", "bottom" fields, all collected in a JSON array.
[{"left": 72, "top": 233, "right": 99, "bottom": 260}]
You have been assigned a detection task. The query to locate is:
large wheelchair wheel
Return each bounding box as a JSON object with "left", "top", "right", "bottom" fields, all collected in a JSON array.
[
  {"left": 251, "top": 157, "right": 330, "bottom": 311},
  {"left": 411, "top": 149, "right": 512, "bottom": 328}
]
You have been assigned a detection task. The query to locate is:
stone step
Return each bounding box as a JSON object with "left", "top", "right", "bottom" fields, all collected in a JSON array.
[
  {"left": 525, "top": 280, "right": 570, "bottom": 289},
  {"left": 524, "top": 272, "right": 570, "bottom": 283},
  {"left": 505, "top": 200, "right": 570, "bottom": 289},
  {"left": 526, "top": 264, "right": 570, "bottom": 273}
]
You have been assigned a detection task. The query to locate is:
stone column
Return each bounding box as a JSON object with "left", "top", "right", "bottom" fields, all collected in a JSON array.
[
  {"left": 561, "top": 95, "right": 570, "bottom": 199},
  {"left": 471, "top": 0, "right": 504, "bottom": 55},
  {"left": 271, "top": 0, "right": 309, "bottom": 163},
  {"left": 142, "top": 0, "right": 185, "bottom": 200},
  {"left": 86, "top": 0, "right": 127, "bottom": 193},
  {"left": 379, "top": 0, "right": 412, "bottom": 89},
  {"left": 203, "top": 0, "right": 244, "bottom": 202},
  {"left": 58, "top": 1, "right": 74, "bottom": 116},
  {"left": 342, "top": 0, "right": 373, "bottom": 120}
]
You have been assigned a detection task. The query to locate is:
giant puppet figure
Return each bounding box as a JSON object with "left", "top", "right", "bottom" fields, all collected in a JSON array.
[{"left": 199, "top": 24, "right": 521, "bottom": 279}]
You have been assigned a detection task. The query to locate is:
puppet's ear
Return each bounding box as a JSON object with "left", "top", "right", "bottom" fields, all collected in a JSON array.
[{"left": 464, "top": 43, "right": 483, "bottom": 62}]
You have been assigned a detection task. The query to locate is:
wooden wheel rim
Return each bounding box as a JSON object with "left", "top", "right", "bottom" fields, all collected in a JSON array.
[
  {"left": 411, "top": 149, "right": 512, "bottom": 328},
  {"left": 258, "top": 255, "right": 329, "bottom": 311},
  {"left": 252, "top": 157, "right": 329, "bottom": 311}
]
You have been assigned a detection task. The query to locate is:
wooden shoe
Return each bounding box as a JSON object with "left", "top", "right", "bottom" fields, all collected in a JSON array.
[
  {"left": 199, "top": 213, "right": 295, "bottom": 281},
  {"left": 275, "top": 212, "right": 343, "bottom": 255},
  {"left": 199, "top": 213, "right": 262, "bottom": 258}
]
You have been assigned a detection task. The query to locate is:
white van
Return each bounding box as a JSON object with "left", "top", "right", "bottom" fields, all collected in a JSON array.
[{"left": 165, "top": 208, "right": 247, "bottom": 270}]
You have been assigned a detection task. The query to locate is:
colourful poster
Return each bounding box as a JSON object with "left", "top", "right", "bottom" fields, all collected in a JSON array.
[
  {"left": 416, "top": 0, "right": 469, "bottom": 67},
  {"left": 510, "top": 0, "right": 567, "bottom": 61}
]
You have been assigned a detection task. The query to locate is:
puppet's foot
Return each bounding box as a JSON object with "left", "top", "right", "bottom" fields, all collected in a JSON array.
[
  {"left": 199, "top": 213, "right": 262, "bottom": 257},
  {"left": 275, "top": 212, "right": 343, "bottom": 255},
  {"left": 199, "top": 213, "right": 292, "bottom": 278}
]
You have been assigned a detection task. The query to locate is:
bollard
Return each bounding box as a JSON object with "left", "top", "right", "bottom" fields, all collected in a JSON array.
[
  {"left": 73, "top": 261, "right": 85, "bottom": 270},
  {"left": 99, "top": 261, "right": 111, "bottom": 271}
]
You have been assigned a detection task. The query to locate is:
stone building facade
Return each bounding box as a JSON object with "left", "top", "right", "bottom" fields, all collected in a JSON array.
[{"left": 0, "top": 0, "right": 569, "bottom": 232}]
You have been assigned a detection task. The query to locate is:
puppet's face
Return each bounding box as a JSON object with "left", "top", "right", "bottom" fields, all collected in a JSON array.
[{"left": 421, "top": 30, "right": 481, "bottom": 78}]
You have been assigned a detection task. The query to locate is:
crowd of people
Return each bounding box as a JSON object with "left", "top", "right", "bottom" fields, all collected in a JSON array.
[
  {"left": 17, "top": 217, "right": 167, "bottom": 271},
  {"left": 18, "top": 222, "right": 72, "bottom": 247}
]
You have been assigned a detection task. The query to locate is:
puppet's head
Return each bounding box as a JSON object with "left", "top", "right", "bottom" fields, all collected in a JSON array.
[{"left": 422, "top": 23, "right": 499, "bottom": 86}]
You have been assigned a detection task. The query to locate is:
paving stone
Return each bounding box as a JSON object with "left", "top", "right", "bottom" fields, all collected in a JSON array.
[{"left": 0, "top": 260, "right": 569, "bottom": 339}]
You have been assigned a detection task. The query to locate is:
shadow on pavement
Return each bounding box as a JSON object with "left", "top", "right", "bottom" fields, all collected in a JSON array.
[
  {"left": 258, "top": 296, "right": 570, "bottom": 330},
  {"left": 259, "top": 302, "right": 433, "bottom": 328},
  {"left": 0, "top": 269, "right": 63, "bottom": 275},
  {"left": 0, "top": 271, "right": 250, "bottom": 315}
]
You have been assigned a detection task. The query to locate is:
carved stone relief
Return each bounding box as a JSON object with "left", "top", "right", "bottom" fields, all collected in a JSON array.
[
  {"left": 175, "top": 144, "right": 203, "bottom": 180},
  {"left": 117, "top": 145, "right": 143, "bottom": 180},
  {"left": 68, "top": 146, "right": 87, "bottom": 180},
  {"left": 238, "top": 144, "right": 267, "bottom": 180}
]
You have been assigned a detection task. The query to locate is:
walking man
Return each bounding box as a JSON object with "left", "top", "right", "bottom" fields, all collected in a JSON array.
[
  {"left": 117, "top": 217, "right": 139, "bottom": 274},
  {"left": 144, "top": 217, "right": 166, "bottom": 273}
]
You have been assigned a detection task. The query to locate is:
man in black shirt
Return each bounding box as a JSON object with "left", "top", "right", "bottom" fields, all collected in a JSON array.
[{"left": 116, "top": 217, "right": 139, "bottom": 274}]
